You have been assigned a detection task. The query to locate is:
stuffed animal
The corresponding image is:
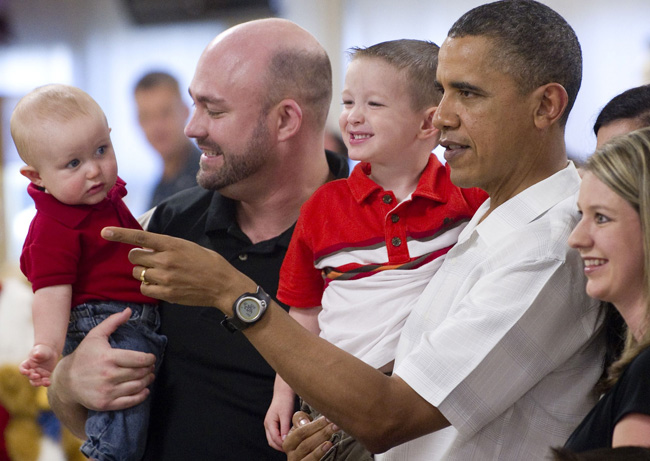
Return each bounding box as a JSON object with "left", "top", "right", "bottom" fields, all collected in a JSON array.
[
  {"left": 0, "top": 364, "right": 85, "bottom": 461},
  {"left": 0, "top": 275, "right": 85, "bottom": 461}
]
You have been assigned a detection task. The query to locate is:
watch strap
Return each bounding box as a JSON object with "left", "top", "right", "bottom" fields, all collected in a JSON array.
[{"left": 221, "top": 313, "right": 248, "bottom": 333}]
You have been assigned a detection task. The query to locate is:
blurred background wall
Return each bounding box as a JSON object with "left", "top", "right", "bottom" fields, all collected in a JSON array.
[{"left": 0, "top": 0, "right": 649, "bottom": 267}]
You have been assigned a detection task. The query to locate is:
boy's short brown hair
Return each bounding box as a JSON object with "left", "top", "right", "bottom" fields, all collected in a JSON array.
[{"left": 348, "top": 39, "right": 441, "bottom": 111}]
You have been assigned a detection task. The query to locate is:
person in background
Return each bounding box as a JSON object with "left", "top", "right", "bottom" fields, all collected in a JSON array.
[
  {"left": 564, "top": 127, "right": 650, "bottom": 450},
  {"left": 47, "top": 19, "right": 348, "bottom": 460},
  {"left": 134, "top": 71, "right": 201, "bottom": 208},
  {"left": 593, "top": 84, "right": 650, "bottom": 148},
  {"left": 264, "top": 39, "right": 486, "bottom": 458},
  {"left": 100, "top": 1, "right": 604, "bottom": 459},
  {"left": 11, "top": 84, "right": 165, "bottom": 461}
]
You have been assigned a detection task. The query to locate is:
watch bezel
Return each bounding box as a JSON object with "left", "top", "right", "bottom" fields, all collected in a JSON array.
[
  {"left": 221, "top": 286, "right": 270, "bottom": 333},
  {"left": 235, "top": 295, "right": 267, "bottom": 323}
]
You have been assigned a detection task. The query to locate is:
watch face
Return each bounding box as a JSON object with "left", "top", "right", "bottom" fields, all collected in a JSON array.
[{"left": 238, "top": 298, "right": 261, "bottom": 322}]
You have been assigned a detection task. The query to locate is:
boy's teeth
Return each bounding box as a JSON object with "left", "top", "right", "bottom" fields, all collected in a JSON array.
[
  {"left": 584, "top": 259, "right": 606, "bottom": 267},
  {"left": 352, "top": 134, "right": 371, "bottom": 140}
]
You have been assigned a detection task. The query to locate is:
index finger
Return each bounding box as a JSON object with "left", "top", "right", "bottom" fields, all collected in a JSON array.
[
  {"left": 102, "top": 227, "right": 166, "bottom": 250},
  {"left": 111, "top": 348, "right": 157, "bottom": 370}
]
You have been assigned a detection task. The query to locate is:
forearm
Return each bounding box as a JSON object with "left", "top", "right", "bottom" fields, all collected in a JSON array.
[
  {"left": 613, "top": 413, "right": 650, "bottom": 447},
  {"left": 48, "top": 355, "right": 88, "bottom": 439},
  {"left": 32, "top": 286, "right": 72, "bottom": 354},
  {"left": 273, "top": 371, "right": 296, "bottom": 400},
  {"left": 288, "top": 305, "right": 321, "bottom": 336},
  {"left": 100, "top": 227, "right": 449, "bottom": 450},
  {"left": 250, "top": 307, "right": 386, "bottom": 445},
  {"left": 224, "top": 271, "right": 447, "bottom": 452},
  {"left": 201, "top": 273, "right": 393, "bottom": 443}
]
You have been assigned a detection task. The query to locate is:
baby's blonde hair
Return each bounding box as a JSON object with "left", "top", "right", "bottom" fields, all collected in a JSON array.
[{"left": 10, "top": 84, "right": 106, "bottom": 165}]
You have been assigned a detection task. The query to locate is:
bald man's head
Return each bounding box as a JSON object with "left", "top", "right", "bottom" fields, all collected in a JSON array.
[{"left": 202, "top": 18, "right": 332, "bottom": 128}]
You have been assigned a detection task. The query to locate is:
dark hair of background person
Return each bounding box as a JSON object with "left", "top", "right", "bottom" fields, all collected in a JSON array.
[
  {"left": 134, "top": 70, "right": 180, "bottom": 94},
  {"left": 593, "top": 84, "right": 650, "bottom": 135},
  {"left": 448, "top": 0, "right": 582, "bottom": 126}
]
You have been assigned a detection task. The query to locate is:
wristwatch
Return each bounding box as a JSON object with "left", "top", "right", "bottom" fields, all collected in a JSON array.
[{"left": 221, "top": 286, "right": 270, "bottom": 333}]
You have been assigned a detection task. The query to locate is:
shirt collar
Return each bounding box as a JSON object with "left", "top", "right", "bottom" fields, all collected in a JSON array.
[
  {"left": 464, "top": 162, "right": 581, "bottom": 246},
  {"left": 347, "top": 154, "right": 448, "bottom": 204},
  {"left": 203, "top": 150, "right": 349, "bottom": 248},
  {"left": 28, "top": 177, "right": 127, "bottom": 229}
]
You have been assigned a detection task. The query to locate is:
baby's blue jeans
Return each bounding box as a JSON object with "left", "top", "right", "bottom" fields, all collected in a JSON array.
[{"left": 64, "top": 301, "right": 166, "bottom": 461}]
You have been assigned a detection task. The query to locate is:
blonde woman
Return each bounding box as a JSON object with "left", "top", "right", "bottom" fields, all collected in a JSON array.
[{"left": 566, "top": 126, "right": 650, "bottom": 450}]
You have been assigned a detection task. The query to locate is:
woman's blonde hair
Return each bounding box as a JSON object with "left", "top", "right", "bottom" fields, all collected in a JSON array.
[{"left": 583, "top": 126, "right": 650, "bottom": 389}]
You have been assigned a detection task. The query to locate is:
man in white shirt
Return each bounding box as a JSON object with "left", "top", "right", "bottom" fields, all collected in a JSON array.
[
  {"left": 64, "top": 1, "right": 605, "bottom": 459},
  {"left": 387, "top": 166, "right": 601, "bottom": 459}
]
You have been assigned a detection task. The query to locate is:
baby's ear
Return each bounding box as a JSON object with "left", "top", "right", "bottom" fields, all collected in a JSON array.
[{"left": 19, "top": 165, "right": 44, "bottom": 187}]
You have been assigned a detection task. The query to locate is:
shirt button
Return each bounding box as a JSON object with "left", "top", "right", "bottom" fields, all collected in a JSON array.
[
  {"left": 383, "top": 194, "right": 393, "bottom": 204},
  {"left": 238, "top": 254, "right": 248, "bottom": 261},
  {"left": 391, "top": 237, "right": 402, "bottom": 247},
  {"left": 391, "top": 214, "right": 400, "bottom": 223}
]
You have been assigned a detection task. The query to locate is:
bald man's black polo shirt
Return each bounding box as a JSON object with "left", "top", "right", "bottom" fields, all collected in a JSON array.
[{"left": 143, "top": 151, "right": 348, "bottom": 460}]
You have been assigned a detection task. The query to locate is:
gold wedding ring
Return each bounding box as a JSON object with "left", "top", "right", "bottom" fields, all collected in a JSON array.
[{"left": 140, "top": 268, "right": 150, "bottom": 285}]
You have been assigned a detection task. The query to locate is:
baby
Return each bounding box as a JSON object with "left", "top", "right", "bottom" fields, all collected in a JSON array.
[{"left": 11, "top": 84, "right": 166, "bottom": 461}]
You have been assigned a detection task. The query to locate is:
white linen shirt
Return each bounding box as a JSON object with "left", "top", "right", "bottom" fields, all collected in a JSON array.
[{"left": 379, "top": 163, "right": 605, "bottom": 460}]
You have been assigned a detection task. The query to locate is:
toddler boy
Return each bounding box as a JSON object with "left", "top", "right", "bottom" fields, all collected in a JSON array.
[{"left": 265, "top": 40, "right": 487, "bottom": 459}]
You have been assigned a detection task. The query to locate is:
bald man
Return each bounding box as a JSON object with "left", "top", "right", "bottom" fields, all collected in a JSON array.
[{"left": 48, "top": 19, "right": 348, "bottom": 460}]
